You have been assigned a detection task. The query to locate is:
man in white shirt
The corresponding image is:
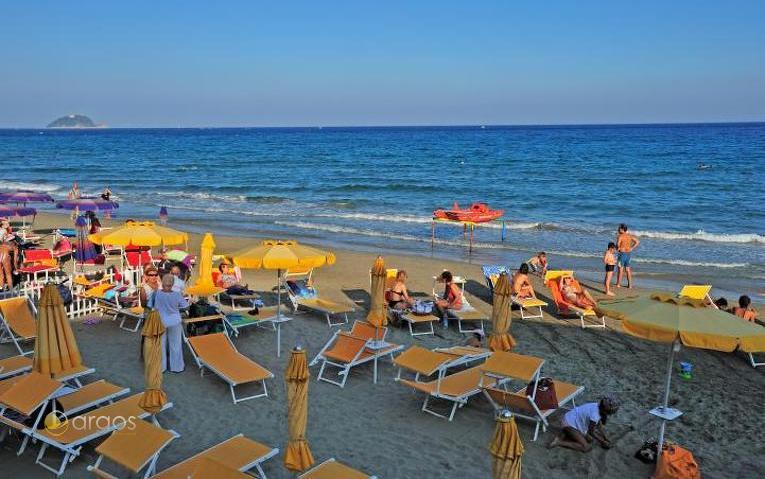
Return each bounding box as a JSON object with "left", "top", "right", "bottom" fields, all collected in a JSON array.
[{"left": 548, "top": 396, "right": 619, "bottom": 452}]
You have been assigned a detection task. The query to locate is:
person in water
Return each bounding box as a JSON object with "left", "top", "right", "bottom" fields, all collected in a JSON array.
[
  {"left": 387, "top": 270, "right": 414, "bottom": 310},
  {"left": 733, "top": 295, "right": 757, "bottom": 322},
  {"left": 526, "top": 251, "right": 548, "bottom": 275},
  {"left": 101, "top": 186, "right": 112, "bottom": 201},
  {"left": 616, "top": 224, "right": 640, "bottom": 288},
  {"left": 560, "top": 275, "right": 598, "bottom": 310},
  {"left": 435, "top": 270, "right": 463, "bottom": 328},
  {"left": 549, "top": 396, "right": 619, "bottom": 452},
  {"left": 603, "top": 242, "right": 617, "bottom": 296},
  {"left": 512, "top": 263, "right": 536, "bottom": 300}
]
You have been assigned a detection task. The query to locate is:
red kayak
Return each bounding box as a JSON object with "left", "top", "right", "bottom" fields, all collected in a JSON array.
[{"left": 433, "top": 202, "right": 503, "bottom": 223}]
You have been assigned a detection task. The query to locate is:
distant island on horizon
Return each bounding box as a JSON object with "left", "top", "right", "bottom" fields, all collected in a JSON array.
[{"left": 47, "top": 114, "right": 107, "bottom": 129}]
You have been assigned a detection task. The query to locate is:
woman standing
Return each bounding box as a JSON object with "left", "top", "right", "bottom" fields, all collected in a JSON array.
[{"left": 149, "top": 274, "right": 188, "bottom": 373}]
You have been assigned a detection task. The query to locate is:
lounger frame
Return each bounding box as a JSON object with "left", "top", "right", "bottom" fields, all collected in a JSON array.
[
  {"left": 749, "top": 352, "right": 764, "bottom": 368},
  {"left": 311, "top": 329, "right": 402, "bottom": 388}
]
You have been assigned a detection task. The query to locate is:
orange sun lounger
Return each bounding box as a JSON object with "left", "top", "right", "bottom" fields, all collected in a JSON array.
[
  {"left": 0, "top": 296, "right": 38, "bottom": 355},
  {"left": 299, "top": 458, "right": 378, "bottom": 479},
  {"left": 544, "top": 270, "right": 606, "bottom": 329},
  {"left": 150, "top": 434, "right": 279, "bottom": 479},
  {"left": 185, "top": 332, "right": 273, "bottom": 404},
  {"left": 0, "top": 354, "right": 33, "bottom": 380}
]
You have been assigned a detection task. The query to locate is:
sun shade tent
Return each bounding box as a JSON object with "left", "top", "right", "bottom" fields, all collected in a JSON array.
[{"left": 598, "top": 294, "right": 765, "bottom": 456}]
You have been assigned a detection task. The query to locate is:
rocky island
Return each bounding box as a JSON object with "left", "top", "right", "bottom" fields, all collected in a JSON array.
[{"left": 46, "top": 114, "right": 106, "bottom": 128}]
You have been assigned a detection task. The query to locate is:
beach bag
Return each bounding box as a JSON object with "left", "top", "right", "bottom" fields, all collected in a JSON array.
[
  {"left": 635, "top": 440, "right": 659, "bottom": 464},
  {"left": 56, "top": 284, "right": 73, "bottom": 306},
  {"left": 652, "top": 444, "right": 700, "bottom": 479},
  {"left": 526, "top": 377, "right": 558, "bottom": 410}
]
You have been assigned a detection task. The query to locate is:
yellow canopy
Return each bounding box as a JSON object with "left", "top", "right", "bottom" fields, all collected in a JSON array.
[
  {"left": 185, "top": 233, "right": 225, "bottom": 297},
  {"left": 138, "top": 310, "right": 168, "bottom": 414},
  {"left": 34, "top": 284, "right": 83, "bottom": 377},
  {"left": 488, "top": 273, "right": 516, "bottom": 352},
  {"left": 89, "top": 220, "right": 188, "bottom": 247},
  {"left": 366, "top": 256, "right": 387, "bottom": 328},
  {"left": 284, "top": 348, "right": 314, "bottom": 472},
  {"left": 230, "top": 240, "right": 335, "bottom": 270},
  {"left": 598, "top": 294, "right": 765, "bottom": 353},
  {"left": 489, "top": 414, "right": 524, "bottom": 479}
]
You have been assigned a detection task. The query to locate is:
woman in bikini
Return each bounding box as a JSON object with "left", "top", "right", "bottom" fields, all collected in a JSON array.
[{"left": 388, "top": 270, "right": 414, "bottom": 310}]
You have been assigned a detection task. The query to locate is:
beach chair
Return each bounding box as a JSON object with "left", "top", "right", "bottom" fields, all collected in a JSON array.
[
  {"left": 480, "top": 351, "right": 584, "bottom": 441},
  {"left": 284, "top": 269, "right": 355, "bottom": 327},
  {"left": 83, "top": 283, "right": 145, "bottom": 332},
  {"left": 28, "top": 393, "right": 174, "bottom": 476},
  {"left": 124, "top": 248, "right": 153, "bottom": 270},
  {"left": 678, "top": 284, "right": 717, "bottom": 308},
  {"left": 431, "top": 272, "right": 487, "bottom": 333},
  {"left": 310, "top": 321, "right": 403, "bottom": 388},
  {"left": 0, "top": 354, "right": 33, "bottom": 379},
  {"left": 299, "top": 458, "right": 378, "bottom": 479},
  {"left": 544, "top": 270, "right": 606, "bottom": 329},
  {"left": 400, "top": 311, "right": 440, "bottom": 336},
  {"left": 211, "top": 268, "right": 261, "bottom": 311},
  {"left": 0, "top": 296, "right": 38, "bottom": 355},
  {"left": 223, "top": 305, "right": 288, "bottom": 338},
  {"left": 393, "top": 345, "right": 491, "bottom": 381},
  {"left": 513, "top": 296, "right": 548, "bottom": 320},
  {"left": 184, "top": 332, "right": 273, "bottom": 403},
  {"left": 87, "top": 420, "right": 180, "bottom": 479},
  {"left": 150, "top": 433, "right": 279, "bottom": 479},
  {"left": 57, "top": 379, "right": 130, "bottom": 415},
  {"left": 17, "top": 248, "right": 60, "bottom": 280},
  {"left": 481, "top": 265, "right": 511, "bottom": 298}
]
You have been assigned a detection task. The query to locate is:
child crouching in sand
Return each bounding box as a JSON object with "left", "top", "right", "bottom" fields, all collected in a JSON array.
[
  {"left": 603, "top": 242, "right": 617, "bottom": 296},
  {"left": 549, "top": 396, "right": 619, "bottom": 452}
]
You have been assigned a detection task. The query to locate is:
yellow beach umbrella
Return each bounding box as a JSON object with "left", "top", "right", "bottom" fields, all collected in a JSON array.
[
  {"left": 367, "top": 256, "right": 387, "bottom": 328},
  {"left": 230, "top": 240, "right": 335, "bottom": 356},
  {"left": 284, "top": 347, "right": 314, "bottom": 472},
  {"left": 488, "top": 273, "right": 516, "bottom": 352},
  {"left": 598, "top": 294, "right": 765, "bottom": 454},
  {"left": 138, "top": 310, "right": 167, "bottom": 414},
  {"left": 489, "top": 411, "right": 524, "bottom": 479},
  {"left": 34, "top": 284, "right": 83, "bottom": 377},
  {"left": 185, "top": 233, "right": 225, "bottom": 297},
  {"left": 89, "top": 220, "right": 188, "bottom": 247}
]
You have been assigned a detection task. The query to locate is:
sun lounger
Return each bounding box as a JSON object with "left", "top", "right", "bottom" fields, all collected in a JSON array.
[
  {"left": 87, "top": 420, "right": 179, "bottom": 479},
  {"left": 83, "top": 283, "right": 146, "bottom": 332},
  {"left": 513, "top": 296, "right": 548, "bottom": 320},
  {"left": 400, "top": 366, "right": 498, "bottom": 421},
  {"left": 0, "top": 354, "right": 33, "bottom": 379},
  {"left": 56, "top": 379, "right": 130, "bottom": 415},
  {"left": 393, "top": 345, "right": 491, "bottom": 380},
  {"left": 150, "top": 434, "right": 279, "bottom": 479},
  {"left": 53, "top": 364, "right": 97, "bottom": 388},
  {"left": 0, "top": 296, "right": 37, "bottom": 355},
  {"left": 299, "top": 458, "right": 378, "bottom": 479},
  {"left": 211, "top": 269, "right": 261, "bottom": 311},
  {"left": 310, "top": 321, "right": 403, "bottom": 388},
  {"left": 184, "top": 332, "right": 273, "bottom": 403},
  {"left": 400, "top": 311, "right": 440, "bottom": 336},
  {"left": 18, "top": 249, "right": 60, "bottom": 280},
  {"left": 0, "top": 371, "right": 64, "bottom": 455},
  {"left": 678, "top": 284, "right": 716, "bottom": 308},
  {"left": 544, "top": 270, "right": 606, "bottom": 329},
  {"left": 29, "top": 393, "right": 174, "bottom": 476},
  {"left": 283, "top": 268, "right": 354, "bottom": 327},
  {"left": 223, "top": 305, "right": 289, "bottom": 337},
  {"left": 481, "top": 265, "right": 512, "bottom": 298}
]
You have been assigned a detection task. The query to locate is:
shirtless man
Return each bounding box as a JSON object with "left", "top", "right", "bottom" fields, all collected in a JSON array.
[{"left": 616, "top": 224, "right": 640, "bottom": 288}]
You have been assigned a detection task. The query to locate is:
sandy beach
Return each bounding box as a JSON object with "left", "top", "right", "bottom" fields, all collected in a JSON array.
[{"left": 1, "top": 212, "right": 763, "bottom": 478}]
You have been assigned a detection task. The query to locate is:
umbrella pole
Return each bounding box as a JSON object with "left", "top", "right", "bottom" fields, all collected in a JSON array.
[
  {"left": 276, "top": 268, "right": 282, "bottom": 357},
  {"left": 657, "top": 339, "right": 678, "bottom": 453}
]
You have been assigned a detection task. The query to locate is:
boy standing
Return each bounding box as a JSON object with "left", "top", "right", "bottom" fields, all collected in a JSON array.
[
  {"left": 603, "top": 242, "right": 617, "bottom": 296},
  {"left": 616, "top": 224, "right": 640, "bottom": 288}
]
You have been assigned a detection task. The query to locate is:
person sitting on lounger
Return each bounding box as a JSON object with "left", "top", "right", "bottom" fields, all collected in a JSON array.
[
  {"left": 435, "top": 271, "right": 463, "bottom": 327},
  {"left": 549, "top": 396, "right": 619, "bottom": 452},
  {"left": 388, "top": 270, "right": 414, "bottom": 310},
  {"left": 526, "top": 252, "right": 548, "bottom": 275},
  {"left": 512, "top": 263, "right": 536, "bottom": 299},
  {"left": 139, "top": 266, "right": 161, "bottom": 305},
  {"left": 733, "top": 295, "right": 757, "bottom": 322},
  {"left": 560, "top": 276, "right": 598, "bottom": 310},
  {"left": 216, "top": 262, "right": 256, "bottom": 296}
]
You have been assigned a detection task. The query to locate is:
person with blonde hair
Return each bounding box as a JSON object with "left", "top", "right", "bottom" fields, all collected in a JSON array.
[
  {"left": 148, "top": 273, "right": 189, "bottom": 373},
  {"left": 388, "top": 270, "right": 414, "bottom": 310}
]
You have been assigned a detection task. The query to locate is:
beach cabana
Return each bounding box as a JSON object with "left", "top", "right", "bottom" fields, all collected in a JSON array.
[
  {"left": 284, "top": 346, "right": 314, "bottom": 473},
  {"left": 598, "top": 294, "right": 765, "bottom": 457}
]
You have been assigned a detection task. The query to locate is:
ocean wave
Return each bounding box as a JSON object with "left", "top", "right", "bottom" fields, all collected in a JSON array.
[
  {"left": 153, "top": 191, "right": 249, "bottom": 203},
  {"left": 634, "top": 258, "right": 748, "bottom": 268},
  {"left": 1, "top": 181, "right": 62, "bottom": 193},
  {"left": 633, "top": 229, "right": 765, "bottom": 245},
  {"left": 312, "top": 212, "right": 547, "bottom": 231}
]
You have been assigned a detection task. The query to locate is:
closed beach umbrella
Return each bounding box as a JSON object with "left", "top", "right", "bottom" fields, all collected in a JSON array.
[
  {"left": 0, "top": 190, "right": 54, "bottom": 205},
  {"left": 488, "top": 273, "right": 516, "bottom": 351},
  {"left": 230, "top": 240, "right": 335, "bottom": 356},
  {"left": 598, "top": 294, "right": 765, "bottom": 454},
  {"left": 34, "top": 284, "right": 83, "bottom": 377},
  {"left": 73, "top": 215, "right": 98, "bottom": 265},
  {"left": 284, "top": 347, "right": 314, "bottom": 472},
  {"left": 159, "top": 206, "right": 168, "bottom": 224},
  {"left": 367, "top": 256, "right": 387, "bottom": 328},
  {"left": 89, "top": 220, "right": 188, "bottom": 248},
  {"left": 138, "top": 310, "right": 168, "bottom": 414},
  {"left": 185, "top": 233, "right": 224, "bottom": 297},
  {"left": 489, "top": 411, "right": 524, "bottom": 479}
]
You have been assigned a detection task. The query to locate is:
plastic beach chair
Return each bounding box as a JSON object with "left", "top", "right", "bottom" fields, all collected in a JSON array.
[
  {"left": 678, "top": 284, "right": 717, "bottom": 308},
  {"left": 544, "top": 270, "right": 606, "bottom": 329}
]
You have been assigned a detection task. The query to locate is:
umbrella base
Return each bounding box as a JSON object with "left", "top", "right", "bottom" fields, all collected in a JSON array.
[{"left": 650, "top": 406, "right": 682, "bottom": 421}]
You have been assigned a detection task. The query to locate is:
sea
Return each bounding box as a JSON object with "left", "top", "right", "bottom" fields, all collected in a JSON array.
[{"left": 1, "top": 124, "right": 763, "bottom": 297}]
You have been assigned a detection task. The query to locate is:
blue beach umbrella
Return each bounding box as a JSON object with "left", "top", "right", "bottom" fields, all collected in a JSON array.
[{"left": 74, "top": 216, "right": 98, "bottom": 264}]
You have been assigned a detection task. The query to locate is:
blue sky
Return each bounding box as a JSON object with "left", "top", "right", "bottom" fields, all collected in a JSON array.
[{"left": 1, "top": 1, "right": 763, "bottom": 127}]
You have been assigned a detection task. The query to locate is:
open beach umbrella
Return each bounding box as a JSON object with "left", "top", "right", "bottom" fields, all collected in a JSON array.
[
  {"left": 185, "top": 233, "right": 225, "bottom": 297},
  {"left": 489, "top": 411, "right": 524, "bottom": 479},
  {"left": 367, "top": 256, "right": 387, "bottom": 328},
  {"left": 56, "top": 197, "right": 119, "bottom": 212},
  {"left": 598, "top": 294, "right": 765, "bottom": 454},
  {"left": 0, "top": 204, "right": 37, "bottom": 218},
  {"left": 138, "top": 310, "right": 168, "bottom": 414},
  {"left": 158, "top": 206, "right": 168, "bottom": 225},
  {"left": 34, "top": 284, "right": 83, "bottom": 377},
  {"left": 89, "top": 220, "right": 188, "bottom": 248},
  {"left": 0, "top": 190, "right": 54, "bottom": 205},
  {"left": 488, "top": 273, "right": 516, "bottom": 351},
  {"left": 284, "top": 347, "right": 314, "bottom": 472},
  {"left": 230, "top": 240, "right": 335, "bottom": 356}
]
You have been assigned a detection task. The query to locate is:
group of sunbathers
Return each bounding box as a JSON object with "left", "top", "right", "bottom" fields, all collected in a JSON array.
[{"left": 714, "top": 295, "right": 759, "bottom": 322}]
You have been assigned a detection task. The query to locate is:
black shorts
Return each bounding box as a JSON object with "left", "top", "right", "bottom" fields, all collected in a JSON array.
[{"left": 605, "top": 264, "right": 615, "bottom": 272}]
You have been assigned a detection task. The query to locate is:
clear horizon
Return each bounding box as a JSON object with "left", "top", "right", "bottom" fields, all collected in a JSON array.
[{"left": 1, "top": 1, "right": 763, "bottom": 128}]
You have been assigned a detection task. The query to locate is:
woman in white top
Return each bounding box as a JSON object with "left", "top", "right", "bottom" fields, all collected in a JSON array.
[{"left": 149, "top": 274, "right": 189, "bottom": 373}]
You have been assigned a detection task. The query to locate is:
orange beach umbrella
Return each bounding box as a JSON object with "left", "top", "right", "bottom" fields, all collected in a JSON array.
[
  {"left": 489, "top": 411, "right": 524, "bottom": 479},
  {"left": 185, "top": 233, "right": 225, "bottom": 297},
  {"left": 488, "top": 273, "right": 516, "bottom": 351},
  {"left": 284, "top": 347, "right": 314, "bottom": 472},
  {"left": 138, "top": 310, "right": 167, "bottom": 414},
  {"left": 34, "top": 284, "right": 83, "bottom": 377},
  {"left": 367, "top": 256, "right": 387, "bottom": 328}
]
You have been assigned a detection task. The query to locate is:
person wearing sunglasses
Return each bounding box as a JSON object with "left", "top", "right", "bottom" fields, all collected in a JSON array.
[{"left": 139, "top": 265, "right": 161, "bottom": 305}]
